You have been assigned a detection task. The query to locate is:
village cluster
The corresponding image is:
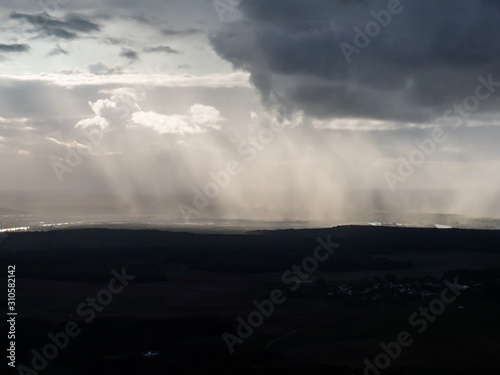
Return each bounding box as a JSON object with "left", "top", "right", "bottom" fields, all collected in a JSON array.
[{"left": 297, "top": 276, "right": 476, "bottom": 305}]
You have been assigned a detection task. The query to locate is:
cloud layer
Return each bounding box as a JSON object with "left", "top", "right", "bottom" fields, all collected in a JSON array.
[
  {"left": 75, "top": 89, "right": 224, "bottom": 135},
  {"left": 210, "top": 0, "right": 500, "bottom": 125},
  {"left": 10, "top": 12, "right": 101, "bottom": 39}
]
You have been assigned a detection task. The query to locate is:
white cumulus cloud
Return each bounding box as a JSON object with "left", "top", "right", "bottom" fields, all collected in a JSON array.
[
  {"left": 131, "top": 104, "right": 224, "bottom": 135},
  {"left": 76, "top": 88, "right": 224, "bottom": 136}
]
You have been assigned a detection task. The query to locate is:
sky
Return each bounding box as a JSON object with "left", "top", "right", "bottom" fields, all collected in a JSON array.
[{"left": 1, "top": 0, "right": 500, "bottom": 227}]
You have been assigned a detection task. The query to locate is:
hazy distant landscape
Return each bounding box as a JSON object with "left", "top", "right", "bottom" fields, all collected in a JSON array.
[{"left": 3, "top": 208, "right": 500, "bottom": 236}]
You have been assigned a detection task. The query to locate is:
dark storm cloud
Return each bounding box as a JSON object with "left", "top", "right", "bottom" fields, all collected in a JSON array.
[
  {"left": 103, "top": 37, "right": 130, "bottom": 45},
  {"left": 47, "top": 44, "right": 68, "bottom": 56},
  {"left": 120, "top": 48, "right": 139, "bottom": 61},
  {"left": 210, "top": 0, "right": 500, "bottom": 124},
  {"left": 0, "top": 43, "right": 30, "bottom": 53},
  {"left": 143, "top": 46, "right": 179, "bottom": 54},
  {"left": 9, "top": 12, "right": 101, "bottom": 40},
  {"left": 131, "top": 13, "right": 173, "bottom": 26},
  {"left": 87, "top": 61, "right": 123, "bottom": 75},
  {"left": 161, "top": 28, "right": 201, "bottom": 36}
]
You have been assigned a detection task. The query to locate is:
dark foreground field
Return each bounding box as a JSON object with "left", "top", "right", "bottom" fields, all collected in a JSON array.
[{"left": 1, "top": 226, "right": 500, "bottom": 374}]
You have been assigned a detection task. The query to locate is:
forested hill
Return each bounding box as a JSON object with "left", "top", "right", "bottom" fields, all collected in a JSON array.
[
  {"left": 1, "top": 225, "right": 499, "bottom": 254},
  {"left": 1, "top": 226, "right": 500, "bottom": 279}
]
